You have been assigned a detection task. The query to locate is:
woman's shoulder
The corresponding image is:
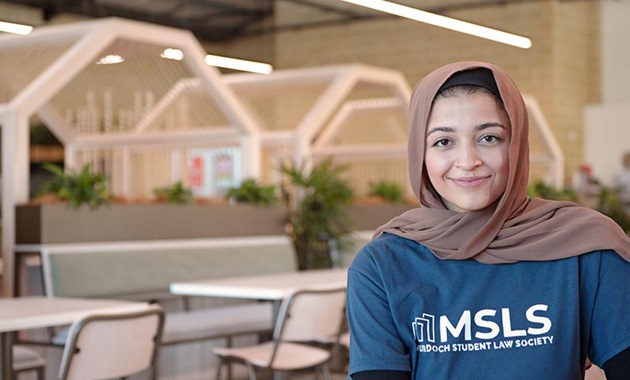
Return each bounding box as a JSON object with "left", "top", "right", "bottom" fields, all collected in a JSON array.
[
  {"left": 349, "top": 232, "right": 433, "bottom": 270},
  {"left": 365, "top": 232, "right": 430, "bottom": 253},
  {"left": 579, "top": 248, "right": 630, "bottom": 267}
]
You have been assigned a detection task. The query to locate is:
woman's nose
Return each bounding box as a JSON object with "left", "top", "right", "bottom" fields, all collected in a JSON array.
[{"left": 455, "top": 143, "right": 482, "bottom": 170}]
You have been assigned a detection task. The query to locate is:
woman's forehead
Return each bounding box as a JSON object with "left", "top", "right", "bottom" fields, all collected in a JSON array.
[{"left": 429, "top": 90, "right": 508, "bottom": 118}]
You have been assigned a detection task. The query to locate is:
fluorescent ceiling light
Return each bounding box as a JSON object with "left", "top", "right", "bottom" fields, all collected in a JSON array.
[
  {"left": 342, "top": 0, "right": 532, "bottom": 49},
  {"left": 0, "top": 20, "right": 33, "bottom": 35},
  {"left": 161, "top": 48, "right": 273, "bottom": 75},
  {"left": 205, "top": 54, "right": 273, "bottom": 75}
]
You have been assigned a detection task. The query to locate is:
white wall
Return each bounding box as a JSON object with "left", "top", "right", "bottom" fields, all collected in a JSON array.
[
  {"left": 584, "top": 1, "right": 630, "bottom": 185},
  {"left": 601, "top": 2, "right": 630, "bottom": 104}
]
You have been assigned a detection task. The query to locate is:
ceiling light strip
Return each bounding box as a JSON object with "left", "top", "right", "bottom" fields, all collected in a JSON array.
[
  {"left": 161, "top": 49, "right": 273, "bottom": 74},
  {"left": 341, "top": 0, "right": 532, "bottom": 49},
  {"left": 205, "top": 54, "right": 273, "bottom": 75},
  {"left": 0, "top": 20, "right": 33, "bottom": 35}
]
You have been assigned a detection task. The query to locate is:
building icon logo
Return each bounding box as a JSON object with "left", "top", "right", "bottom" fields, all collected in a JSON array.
[{"left": 412, "top": 313, "right": 435, "bottom": 343}]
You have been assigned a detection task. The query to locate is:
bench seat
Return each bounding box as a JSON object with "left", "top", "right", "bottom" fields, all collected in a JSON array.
[{"left": 18, "top": 235, "right": 297, "bottom": 349}]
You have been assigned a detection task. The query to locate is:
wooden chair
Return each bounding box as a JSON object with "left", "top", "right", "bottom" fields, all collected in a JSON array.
[
  {"left": 213, "top": 287, "right": 347, "bottom": 380},
  {"left": 57, "top": 304, "right": 164, "bottom": 380}
]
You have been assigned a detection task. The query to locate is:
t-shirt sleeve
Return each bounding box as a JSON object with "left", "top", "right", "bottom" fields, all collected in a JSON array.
[
  {"left": 347, "top": 245, "right": 411, "bottom": 376},
  {"left": 586, "top": 251, "right": 630, "bottom": 366}
]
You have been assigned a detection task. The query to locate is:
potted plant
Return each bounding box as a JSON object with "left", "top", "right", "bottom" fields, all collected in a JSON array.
[
  {"left": 17, "top": 168, "right": 287, "bottom": 245},
  {"left": 225, "top": 178, "right": 278, "bottom": 206},
  {"left": 38, "top": 163, "right": 110, "bottom": 210},
  {"left": 153, "top": 181, "right": 194, "bottom": 204},
  {"left": 280, "top": 158, "right": 355, "bottom": 270},
  {"left": 368, "top": 179, "right": 407, "bottom": 203}
]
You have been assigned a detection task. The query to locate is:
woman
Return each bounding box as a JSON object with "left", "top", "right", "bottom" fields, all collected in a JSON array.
[{"left": 346, "top": 61, "right": 630, "bottom": 379}]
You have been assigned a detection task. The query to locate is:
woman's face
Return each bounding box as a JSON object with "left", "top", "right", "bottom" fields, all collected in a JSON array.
[{"left": 425, "top": 91, "right": 511, "bottom": 212}]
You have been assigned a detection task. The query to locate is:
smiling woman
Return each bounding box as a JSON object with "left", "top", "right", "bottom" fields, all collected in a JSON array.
[
  {"left": 346, "top": 61, "right": 630, "bottom": 380},
  {"left": 425, "top": 83, "right": 510, "bottom": 212}
]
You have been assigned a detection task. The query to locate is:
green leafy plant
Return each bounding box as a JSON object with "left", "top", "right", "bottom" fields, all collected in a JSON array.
[
  {"left": 527, "top": 180, "right": 630, "bottom": 232},
  {"left": 527, "top": 180, "right": 578, "bottom": 202},
  {"left": 368, "top": 180, "right": 405, "bottom": 203},
  {"left": 153, "top": 181, "right": 194, "bottom": 204},
  {"left": 225, "top": 178, "right": 278, "bottom": 206},
  {"left": 39, "top": 163, "right": 110, "bottom": 210},
  {"left": 596, "top": 185, "right": 630, "bottom": 232},
  {"left": 281, "top": 158, "right": 355, "bottom": 270}
]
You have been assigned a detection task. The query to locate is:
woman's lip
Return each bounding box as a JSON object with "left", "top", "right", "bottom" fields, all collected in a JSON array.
[{"left": 451, "top": 176, "right": 488, "bottom": 188}]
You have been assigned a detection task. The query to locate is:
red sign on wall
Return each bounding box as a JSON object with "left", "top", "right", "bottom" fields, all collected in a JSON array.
[{"left": 188, "top": 155, "right": 204, "bottom": 188}]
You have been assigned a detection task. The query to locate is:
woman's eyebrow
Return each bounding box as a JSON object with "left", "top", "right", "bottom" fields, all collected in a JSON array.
[
  {"left": 427, "top": 122, "right": 505, "bottom": 136},
  {"left": 427, "top": 126, "right": 455, "bottom": 136},
  {"left": 476, "top": 122, "right": 506, "bottom": 131}
]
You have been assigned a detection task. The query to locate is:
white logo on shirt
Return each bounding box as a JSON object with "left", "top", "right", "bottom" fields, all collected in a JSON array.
[{"left": 412, "top": 304, "right": 554, "bottom": 353}]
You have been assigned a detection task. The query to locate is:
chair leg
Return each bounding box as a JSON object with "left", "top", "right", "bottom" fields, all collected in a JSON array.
[
  {"left": 226, "top": 337, "right": 233, "bottom": 380},
  {"left": 36, "top": 366, "right": 45, "bottom": 380},
  {"left": 216, "top": 358, "right": 225, "bottom": 380},
  {"left": 150, "top": 365, "right": 158, "bottom": 380},
  {"left": 245, "top": 363, "right": 257, "bottom": 380}
]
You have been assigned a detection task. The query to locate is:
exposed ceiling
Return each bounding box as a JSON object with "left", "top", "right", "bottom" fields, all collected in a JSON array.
[
  {"left": 0, "top": 0, "right": 275, "bottom": 42},
  {"left": 0, "top": 0, "right": 573, "bottom": 43}
]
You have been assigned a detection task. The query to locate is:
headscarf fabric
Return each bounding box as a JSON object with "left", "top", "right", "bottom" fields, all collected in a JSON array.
[{"left": 375, "top": 61, "right": 630, "bottom": 264}]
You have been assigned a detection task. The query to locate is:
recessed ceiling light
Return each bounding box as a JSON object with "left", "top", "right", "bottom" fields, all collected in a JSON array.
[{"left": 97, "top": 55, "right": 125, "bottom": 65}]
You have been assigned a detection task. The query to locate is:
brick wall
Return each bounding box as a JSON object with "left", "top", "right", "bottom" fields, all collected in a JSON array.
[
  {"left": 274, "top": 2, "right": 599, "bottom": 186},
  {"left": 1, "top": 1, "right": 601, "bottom": 186},
  {"left": 264, "top": 1, "right": 600, "bottom": 186}
]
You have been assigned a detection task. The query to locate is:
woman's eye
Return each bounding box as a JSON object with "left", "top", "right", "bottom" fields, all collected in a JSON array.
[
  {"left": 480, "top": 135, "right": 502, "bottom": 144},
  {"left": 433, "top": 138, "right": 451, "bottom": 147}
]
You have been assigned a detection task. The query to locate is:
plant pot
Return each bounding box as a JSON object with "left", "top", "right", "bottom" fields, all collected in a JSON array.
[{"left": 16, "top": 203, "right": 288, "bottom": 244}]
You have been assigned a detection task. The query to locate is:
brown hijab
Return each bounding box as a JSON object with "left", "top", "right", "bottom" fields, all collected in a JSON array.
[{"left": 376, "top": 61, "right": 630, "bottom": 264}]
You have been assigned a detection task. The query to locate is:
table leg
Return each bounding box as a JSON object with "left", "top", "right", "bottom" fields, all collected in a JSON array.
[
  {"left": 1, "top": 331, "right": 15, "bottom": 380},
  {"left": 271, "top": 300, "right": 282, "bottom": 380}
]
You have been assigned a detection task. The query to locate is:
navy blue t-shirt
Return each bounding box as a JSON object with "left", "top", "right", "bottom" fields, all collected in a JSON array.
[{"left": 347, "top": 233, "right": 630, "bottom": 379}]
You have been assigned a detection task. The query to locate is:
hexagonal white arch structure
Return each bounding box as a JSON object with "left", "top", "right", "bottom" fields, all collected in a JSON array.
[
  {"left": 0, "top": 17, "right": 261, "bottom": 295},
  {"left": 103, "top": 64, "right": 414, "bottom": 198}
]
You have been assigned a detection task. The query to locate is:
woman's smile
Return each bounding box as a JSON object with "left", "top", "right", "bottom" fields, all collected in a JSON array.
[{"left": 450, "top": 175, "right": 489, "bottom": 188}]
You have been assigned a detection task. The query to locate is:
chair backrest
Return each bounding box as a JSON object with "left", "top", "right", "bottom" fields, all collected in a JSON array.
[
  {"left": 58, "top": 304, "right": 165, "bottom": 380},
  {"left": 272, "top": 287, "right": 347, "bottom": 351}
]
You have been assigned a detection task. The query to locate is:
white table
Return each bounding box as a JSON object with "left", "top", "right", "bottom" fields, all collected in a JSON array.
[
  {"left": 169, "top": 268, "right": 348, "bottom": 301},
  {"left": 0, "top": 296, "right": 149, "bottom": 380},
  {"left": 170, "top": 268, "right": 348, "bottom": 327},
  {"left": 170, "top": 269, "right": 347, "bottom": 380}
]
